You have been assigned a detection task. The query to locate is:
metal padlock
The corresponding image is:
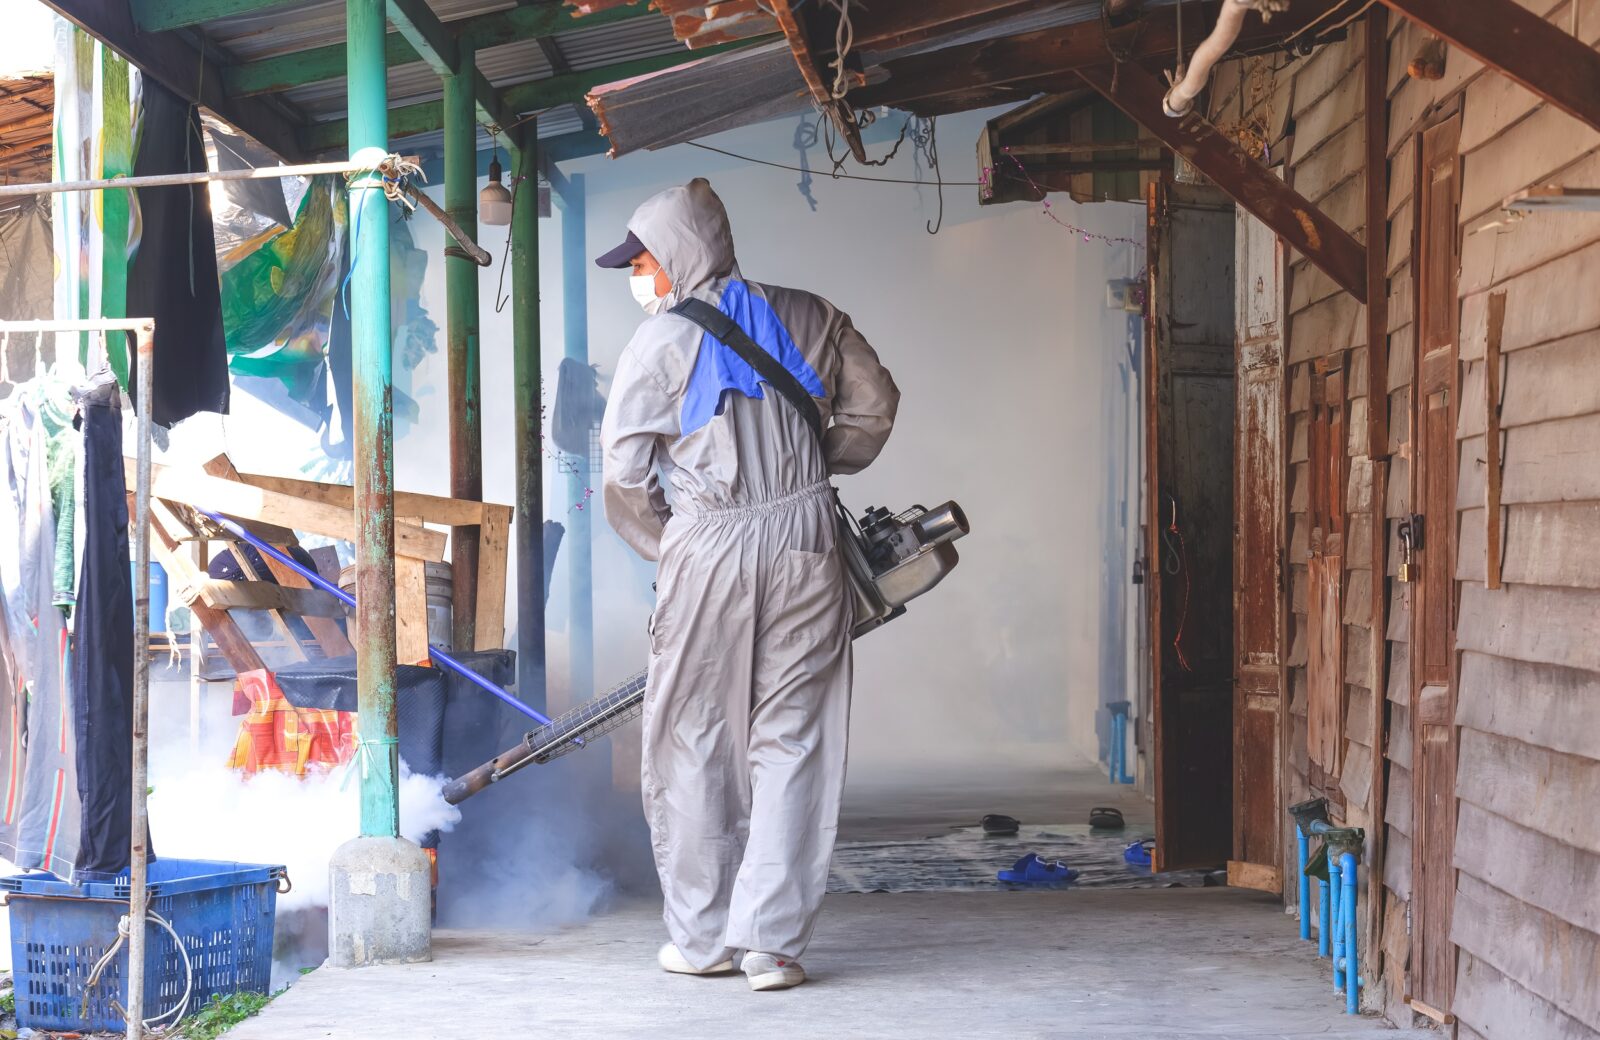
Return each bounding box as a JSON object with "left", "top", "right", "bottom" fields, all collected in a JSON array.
[{"left": 1397, "top": 515, "right": 1419, "bottom": 583}]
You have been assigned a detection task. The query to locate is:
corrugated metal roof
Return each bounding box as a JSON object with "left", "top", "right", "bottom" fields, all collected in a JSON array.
[{"left": 204, "top": 0, "right": 512, "bottom": 63}]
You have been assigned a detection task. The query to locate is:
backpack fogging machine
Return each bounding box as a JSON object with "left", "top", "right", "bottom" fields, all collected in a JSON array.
[{"left": 442, "top": 497, "right": 968, "bottom": 805}]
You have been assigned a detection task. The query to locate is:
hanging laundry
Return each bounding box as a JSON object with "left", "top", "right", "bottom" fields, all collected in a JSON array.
[
  {"left": 0, "top": 387, "right": 81, "bottom": 877},
  {"left": 68, "top": 380, "right": 144, "bottom": 880}
]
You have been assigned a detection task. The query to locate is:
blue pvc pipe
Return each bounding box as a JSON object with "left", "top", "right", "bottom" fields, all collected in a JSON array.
[
  {"left": 1329, "top": 856, "right": 1345, "bottom": 989},
  {"left": 1109, "top": 709, "right": 1134, "bottom": 784},
  {"left": 199, "top": 510, "right": 553, "bottom": 726},
  {"left": 1341, "top": 851, "right": 1359, "bottom": 1014},
  {"left": 1297, "top": 827, "right": 1311, "bottom": 941},
  {"left": 1317, "top": 878, "right": 1330, "bottom": 958}
]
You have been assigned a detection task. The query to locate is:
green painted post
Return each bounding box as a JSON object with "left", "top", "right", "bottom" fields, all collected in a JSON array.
[
  {"left": 347, "top": 0, "right": 399, "bottom": 838},
  {"left": 445, "top": 46, "right": 482, "bottom": 654},
  {"left": 99, "top": 45, "right": 132, "bottom": 384},
  {"left": 512, "top": 124, "right": 545, "bottom": 713},
  {"left": 557, "top": 174, "right": 594, "bottom": 708}
]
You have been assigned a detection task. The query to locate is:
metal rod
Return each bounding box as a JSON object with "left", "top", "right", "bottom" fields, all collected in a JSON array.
[
  {"left": 0, "top": 318, "right": 155, "bottom": 333},
  {"left": 348, "top": 0, "right": 400, "bottom": 840},
  {"left": 1317, "top": 877, "right": 1330, "bottom": 958},
  {"left": 127, "top": 328, "right": 155, "bottom": 1040},
  {"left": 403, "top": 182, "right": 492, "bottom": 266},
  {"left": 1330, "top": 856, "right": 1345, "bottom": 989},
  {"left": 445, "top": 48, "right": 484, "bottom": 653},
  {"left": 197, "top": 511, "right": 551, "bottom": 726},
  {"left": 512, "top": 122, "right": 546, "bottom": 714},
  {"left": 0, "top": 158, "right": 382, "bottom": 198}
]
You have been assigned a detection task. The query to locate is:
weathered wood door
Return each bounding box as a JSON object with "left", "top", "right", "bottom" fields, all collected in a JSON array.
[
  {"left": 1306, "top": 359, "right": 1348, "bottom": 786},
  {"left": 1230, "top": 206, "right": 1284, "bottom": 892},
  {"left": 1147, "top": 180, "right": 1236, "bottom": 872},
  {"left": 1410, "top": 111, "right": 1462, "bottom": 1013}
]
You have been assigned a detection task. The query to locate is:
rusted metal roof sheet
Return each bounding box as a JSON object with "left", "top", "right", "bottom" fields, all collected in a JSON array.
[
  {"left": 566, "top": 1, "right": 778, "bottom": 49},
  {"left": 0, "top": 74, "right": 53, "bottom": 186}
]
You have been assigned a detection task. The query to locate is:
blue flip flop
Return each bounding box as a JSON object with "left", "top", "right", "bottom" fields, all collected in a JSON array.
[
  {"left": 1123, "top": 839, "right": 1155, "bottom": 868},
  {"left": 997, "top": 852, "right": 1079, "bottom": 886}
]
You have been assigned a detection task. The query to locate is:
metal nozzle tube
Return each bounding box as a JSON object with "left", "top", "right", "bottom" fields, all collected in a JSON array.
[{"left": 913, "top": 501, "right": 969, "bottom": 546}]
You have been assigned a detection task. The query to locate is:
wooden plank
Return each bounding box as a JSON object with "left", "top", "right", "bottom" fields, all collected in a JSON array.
[
  {"left": 1384, "top": 825, "right": 1413, "bottom": 898},
  {"left": 1460, "top": 240, "right": 1600, "bottom": 359},
  {"left": 1293, "top": 26, "right": 1365, "bottom": 118},
  {"left": 1458, "top": 100, "right": 1600, "bottom": 223},
  {"left": 1457, "top": 727, "right": 1600, "bottom": 853},
  {"left": 1288, "top": 293, "right": 1364, "bottom": 364},
  {"left": 1451, "top": 872, "right": 1600, "bottom": 1031},
  {"left": 1456, "top": 579, "right": 1600, "bottom": 674},
  {"left": 1459, "top": 502, "right": 1600, "bottom": 590},
  {"left": 1455, "top": 801, "right": 1600, "bottom": 932},
  {"left": 1340, "top": 739, "right": 1373, "bottom": 806},
  {"left": 1483, "top": 291, "right": 1506, "bottom": 588},
  {"left": 234, "top": 471, "right": 490, "bottom": 527},
  {"left": 1459, "top": 153, "right": 1600, "bottom": 294},
  {"left": 1226, "top": 860, "right": 1282, "bottom": 893},
  {"left": 1366, "top": 7, "right": 1391, "bottom": 458},
  {"left": 188, "top": 579, "right": 347, "bottom": 619},
  {"left": 1453, "top": 952, "right": 1594, "bottom": 1040},
  {"left": 1387, "top": 640, "right": 1409, "bottom": 705},
  {"left": 1291, "top": 72, "right": 1364, "bottom": 163},
  {"left": 1389, "top": 701, "right": 1413, "bottom": 769},
  {"left": 1291, "top": 119, "right": 1366, "bottom": 208},
  {"left": 1080, "top": 62, "right": 1369, "bottom": 302},
  {"left": 1458, "top": 0, "right": 1600, "bottom": 155},
  {"left": 141, "top": 462, "right": 447, "bottom": 562},
  {"left": 139, "top": 496, "right": 266, "bottom": 676},
  {"left": 474, "top": 504, "right": 510, "bottom": 652},
  {"left": 1386, "top": 763, "right": 1413, "bottom": 835},
  {"left": 1379, "top": 0, "right": 1600, "bottom": 136},
  {"left": 394, "top": 552, "right": 429, "bottom": 666},
  {"left": 1457, "top": 415, "right": 1600, "bottom": 509},
  {"left": 1457, "top": 329, "right": 1600, "bottom": 435},
  {"left": 1458, "top": 650, "right": 1600, "bottom": 761}
]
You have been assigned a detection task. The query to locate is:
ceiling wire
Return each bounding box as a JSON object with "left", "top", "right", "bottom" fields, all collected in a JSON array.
[{"left": 685, "top": 140, "right": 984, "bottom": 186}]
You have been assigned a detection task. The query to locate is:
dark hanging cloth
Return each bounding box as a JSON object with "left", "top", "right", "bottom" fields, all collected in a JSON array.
[
  {"left": 126, "top": 79, "right": 230, "bottom": 427},
  {"left": 70, "top": 387, "right": 151, "bottom": 880}
]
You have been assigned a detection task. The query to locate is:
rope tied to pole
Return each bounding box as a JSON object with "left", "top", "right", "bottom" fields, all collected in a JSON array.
[
  {"left": 79, "top": 909, "right": 195, "bottom": 1031},
  {"left": 341, "top": 735, "right": 401, "bottom": 796}
]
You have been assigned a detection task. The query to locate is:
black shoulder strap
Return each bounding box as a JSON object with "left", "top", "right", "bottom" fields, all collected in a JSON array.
[{"left": 671, "top": 297, "right": 823, "bottom": 443}]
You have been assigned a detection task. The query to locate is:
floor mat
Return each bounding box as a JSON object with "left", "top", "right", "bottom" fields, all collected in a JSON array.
[{"left": 828, "top": 822, "right": 1217, "bottom": 893}]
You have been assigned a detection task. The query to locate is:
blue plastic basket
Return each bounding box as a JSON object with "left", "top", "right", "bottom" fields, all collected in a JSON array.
[{"left": 1, "top": 858, "right": 287, "bottom": 1033}]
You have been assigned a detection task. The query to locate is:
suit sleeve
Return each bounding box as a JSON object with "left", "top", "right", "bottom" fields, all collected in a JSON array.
[
  {"left": 600, "top": 343, "right": 678, "bottom": 562},
  {"left": 824, "top": 312, "right": 900, "bottom": 475}
]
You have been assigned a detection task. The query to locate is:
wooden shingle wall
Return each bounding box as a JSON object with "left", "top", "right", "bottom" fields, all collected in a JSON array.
[{"left": 1216, "top": 2, "right": 1600, "bottom": 1033}]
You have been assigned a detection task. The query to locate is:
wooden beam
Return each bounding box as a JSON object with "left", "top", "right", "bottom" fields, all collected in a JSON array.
[
  {"left": 1079, "top": 62, "right": 1369, "bottom": 304},
  {"left": 137, "top": 461, "right": 449, "bottom": 562},
  {"left": 385, "top": 0, "right": 458, "bottom": 78},
  {"left": 224, "top": 3, "right": 652, "bottom": 98},
  {"left": 854, "top": 1, "right": 1340, "bottom": 112},
  {"left": 1365, "top": 6, "right": 1390, "bottom": 458},
  {"left": 141, "top": 495, "right": 267, "bottom": 675},
  {"left": 1484, "top": 291, "right": 1507, "bottom": 591},
  {"left": 474, "top": 504, "right": 511, "bottom": 652},
  {"left": 40, "top": 0, "right": 304, "bottom": 160},
  {"left": 1379, "top": 0, "right": 1600, "bottom": 134},
  {"left": 187, "top": 578, "right": 348, "bottom": 618},
  {"left": 232, "top": 471, "right": 491, "bottom": 527},
  {"left": 299, "top": 43, "right": 752, "bottom": 153}
]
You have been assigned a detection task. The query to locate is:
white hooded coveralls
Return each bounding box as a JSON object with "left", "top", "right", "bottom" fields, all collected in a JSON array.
[{"left": 600, "top": 179, "right": 899, "bottom": 969}]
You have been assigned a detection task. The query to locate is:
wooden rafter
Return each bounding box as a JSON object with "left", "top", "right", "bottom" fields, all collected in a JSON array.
[
  {"left": 1079, "top": 61, "right": 1369, "bottom": 304},
  {"left": 1379, "top": 0, "right": 1600, "bottom": 134}
]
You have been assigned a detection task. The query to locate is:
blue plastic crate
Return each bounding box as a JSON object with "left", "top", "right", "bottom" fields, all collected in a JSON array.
[{"left": 1, "top": 858, "right": 287, "bottom": 1033}]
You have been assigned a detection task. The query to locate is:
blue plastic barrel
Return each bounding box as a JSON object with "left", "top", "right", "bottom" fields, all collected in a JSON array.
[{"left": 132, "top": 559, "right": 168, "bottom": 629}]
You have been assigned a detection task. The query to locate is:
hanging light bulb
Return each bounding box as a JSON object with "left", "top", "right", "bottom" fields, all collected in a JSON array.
[{"left": 480, "top": 153, "right": 513, "bottom": 226}]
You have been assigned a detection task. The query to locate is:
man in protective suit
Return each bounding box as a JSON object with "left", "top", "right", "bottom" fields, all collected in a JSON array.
[{"left": 597, "top": 178, "right": 899, "bottom": 991}]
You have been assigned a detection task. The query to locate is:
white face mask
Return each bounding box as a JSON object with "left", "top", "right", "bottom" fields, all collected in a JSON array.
[{"left": 631, "top": 273, "right": 665, "bottom": 315}]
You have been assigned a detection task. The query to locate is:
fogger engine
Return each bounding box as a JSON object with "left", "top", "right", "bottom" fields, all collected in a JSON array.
[
  {"left": 840, "top": 500, "right": 969, "bottom": 638},
  {"left": 442, "top": 495, "right": 969, "bottom": 805}
]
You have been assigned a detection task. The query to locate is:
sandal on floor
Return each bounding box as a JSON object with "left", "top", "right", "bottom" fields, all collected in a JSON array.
[
  {"left": 997, "top": 852, "right": 1079, "bottom": 886},
  {"left": 1089, "top": 807, "right": 1125, "bottom": 829},
  {"left": 981, "top": 813, "right": 1021, "bottom": 835}
]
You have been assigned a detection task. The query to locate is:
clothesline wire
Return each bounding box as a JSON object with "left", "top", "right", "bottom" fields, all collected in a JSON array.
[{"left": 685, "top": 140, "right": 985, "bottom": 186}]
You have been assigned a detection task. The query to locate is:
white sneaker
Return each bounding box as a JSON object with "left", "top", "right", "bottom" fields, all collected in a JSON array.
[
  {"left": 658, "top": 942, "right": 736, "bottom": 976},
  {"left": 741, "top": 951, "right": 806, "bottom": 992}
]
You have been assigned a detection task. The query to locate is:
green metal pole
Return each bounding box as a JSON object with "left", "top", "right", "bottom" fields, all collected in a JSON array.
[
  {"left": 347, "top": 0, "right": 398, "bottom": 838},
  {"left": 445, "top": 45, "right": 482, "bottom": 654},
  {"left": 557, "top": 174, "right": 594, "bottom": 707},
  {"left": 512, "top": 124, "right": 545, "bottom": 712}
]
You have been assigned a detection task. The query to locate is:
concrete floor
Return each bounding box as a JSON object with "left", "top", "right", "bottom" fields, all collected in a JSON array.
[{"left": 231, "top": 889, "right": 1429, "bottom": 1039}]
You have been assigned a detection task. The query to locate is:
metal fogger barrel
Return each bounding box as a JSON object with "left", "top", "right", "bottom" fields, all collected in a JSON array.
[{"left": 444, "top": 495, "right": 969, "bottom": 805}]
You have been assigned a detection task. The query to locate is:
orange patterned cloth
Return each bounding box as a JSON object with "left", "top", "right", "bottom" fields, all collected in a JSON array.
[{"left": 227, "top": 669, "right": 356, "bottom": 775}]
